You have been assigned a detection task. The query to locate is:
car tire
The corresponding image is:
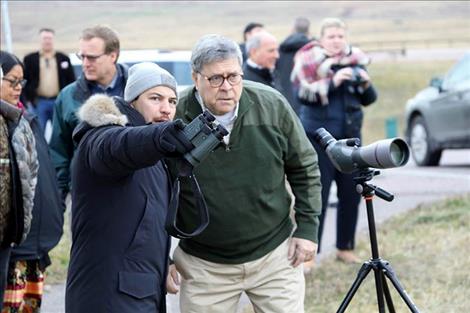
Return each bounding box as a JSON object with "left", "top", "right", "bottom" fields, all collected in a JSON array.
[{"left": 409, "top": 115, "right": 442, "bottom": 166}]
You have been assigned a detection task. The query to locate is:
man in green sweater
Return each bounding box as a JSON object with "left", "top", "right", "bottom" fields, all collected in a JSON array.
[{"left": 168, "top": 34, "right": 321, "bottom": 313}]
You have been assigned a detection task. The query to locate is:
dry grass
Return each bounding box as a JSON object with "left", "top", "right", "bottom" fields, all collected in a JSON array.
[
  {"left": 362, "top": 60, "right": 454, "bottom": 145},
  {"left": 45, "top": 209, "right": 71, "bottom": 284},
  {"left": 303, "top": 194, "right": 470, "bottom": 313},
  {"left": 2, "top": 1, "right": 470, "bottom": 58},
  {"left": 242, "top": 194, "right": 470, "bottom": 313}
]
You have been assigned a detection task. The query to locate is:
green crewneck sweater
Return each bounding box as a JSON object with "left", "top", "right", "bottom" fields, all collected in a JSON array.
[{"left": 175, "top": 80, "right": 321, "bottom": 264}]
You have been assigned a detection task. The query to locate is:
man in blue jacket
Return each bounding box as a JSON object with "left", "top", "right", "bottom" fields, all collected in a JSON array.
[{"left": 66, "top": 62, "right": 193, "bottom": 312}]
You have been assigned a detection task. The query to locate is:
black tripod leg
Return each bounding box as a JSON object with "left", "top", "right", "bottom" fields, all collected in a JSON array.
[
  {"left": 373, "top": 267, "right": 386, "bottom": 313},
  {"left": 382, "top": 262, "right": 420, "bottom": 313},
  {"left": 381, "top": 272, "right": 396, "bottom": 313},
  {"left": 337, "top": 262, "right": 373, "bottom": 313}
]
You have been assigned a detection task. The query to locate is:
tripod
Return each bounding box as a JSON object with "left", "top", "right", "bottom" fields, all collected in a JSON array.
[{"left": 337, "top": 169, "right": 420, "bottom": 313}]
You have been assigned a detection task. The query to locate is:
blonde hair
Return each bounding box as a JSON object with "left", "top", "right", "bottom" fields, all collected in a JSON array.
[{"left": 319, "top": 18, "right": 347, "bottom": 37}]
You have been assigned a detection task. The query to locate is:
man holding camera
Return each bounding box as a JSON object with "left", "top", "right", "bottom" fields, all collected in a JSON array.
[
  {"left": 65, "top": 63, "right": 193, "bottom": 313},
  {"left": 167, "top": 34, "right": 321, "bottom": 313},
  {"left": 291, "top": 17, "right": 377, "bottom": 265}
]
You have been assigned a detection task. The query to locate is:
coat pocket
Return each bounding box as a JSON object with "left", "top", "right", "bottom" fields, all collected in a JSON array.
[{"left": 118, "top": 271, "right": 159, "bottom": 299}]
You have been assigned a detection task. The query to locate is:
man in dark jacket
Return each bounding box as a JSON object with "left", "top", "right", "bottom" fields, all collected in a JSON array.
[
  {"left": 277, "top": 17, "right": 312, "bottom": 114},
  {"left": 23, "top": 28, "right": 76, "bottom": 131},
  {"left": 243, "top": 31, "right": 280, "bottom": 89},
  {"left": 49, "top": 25, "right": 128, "bottom": 202},
  {"left": 66, "top": 62, "right": 193, "bottom": 313}
]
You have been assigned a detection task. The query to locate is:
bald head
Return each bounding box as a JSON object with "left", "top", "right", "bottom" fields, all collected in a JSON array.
[{"left": 246, "top": 31, "right": 279, "bottom": 70}]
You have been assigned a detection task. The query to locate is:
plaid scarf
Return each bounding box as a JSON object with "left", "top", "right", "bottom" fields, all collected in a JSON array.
[{"left": 291, "top": 41, "right": 370, "bottom": 105}]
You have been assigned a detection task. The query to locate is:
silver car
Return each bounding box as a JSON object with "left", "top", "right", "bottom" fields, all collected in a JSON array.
[{"left": 405, "top": 52, "right": 470, "bottom": 166}]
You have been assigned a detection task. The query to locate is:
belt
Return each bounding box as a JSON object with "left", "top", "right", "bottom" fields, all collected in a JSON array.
[{"left": 37, "top": 96, "right": 57, "bottom": 100}]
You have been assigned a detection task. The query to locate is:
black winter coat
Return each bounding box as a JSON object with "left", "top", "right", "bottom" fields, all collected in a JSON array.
[
  {"left": 299, "top": 76, "right": 377, "bottom": 140},
  {"left": 10, "top": 113, "right": 64, "bottom": 268},
  {"left": 66, "top": 95, "right": 172, "bottom": 313},
  {"left": 23, "top": 51, "right": 76, "bottom": 104},
  {"left": 243, "top": 63, "right": 276, "bottom": 89},
  {"left": 276, "top": 33, "right": 311, "bottom": 113}
]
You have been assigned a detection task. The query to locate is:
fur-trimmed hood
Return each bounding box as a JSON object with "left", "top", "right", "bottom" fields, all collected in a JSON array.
[
  {"left": 73, "top": 94, "right": 131, "bottom": 146},
  {"left": 78, "top": 94, "right": 128, "bottom": 127}
]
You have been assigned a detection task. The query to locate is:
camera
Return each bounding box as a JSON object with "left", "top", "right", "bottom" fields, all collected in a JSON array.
[
  {"left": 314, "top": 128, "right": 410, "bottom": 174},
  {"left": 181, "top": 110, "right": 228, "bottom": 167},
  {"left": 350, "top": 66, "right": 367, "bottom": 86},
  {"left": 332, "top": 64, "right": 367, "bottom": 86}
]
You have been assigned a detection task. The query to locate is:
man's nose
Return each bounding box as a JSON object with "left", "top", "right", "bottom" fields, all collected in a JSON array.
[
  {"left": 219, "top": 78, "right": 232, "bottom": 90},
  {"left": 160, "top": 101, "right": 172, "bottom": 113}
]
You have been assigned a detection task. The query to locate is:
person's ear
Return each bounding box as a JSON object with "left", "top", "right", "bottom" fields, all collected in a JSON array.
[
  {"left": 109, "top": 51, "right": 119, "bottom": 64},
  {"left": 192, "top": 71, "right": 199, "bottom": 90}
]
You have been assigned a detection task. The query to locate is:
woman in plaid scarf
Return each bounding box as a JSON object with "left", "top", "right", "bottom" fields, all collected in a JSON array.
[{"left": 291, "top": 18, "right": 377, "bottom": 268}]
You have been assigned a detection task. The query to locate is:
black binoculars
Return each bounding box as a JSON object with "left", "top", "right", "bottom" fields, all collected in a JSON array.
[{"left": 181, "top": 110, "right": 228, "bottom": 168}]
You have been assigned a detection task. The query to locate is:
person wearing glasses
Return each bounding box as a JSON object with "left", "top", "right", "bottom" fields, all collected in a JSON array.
[
  {"left": 0, "top": 50, "right": 63, "bottom": 312},
  {"left": 65, "top": 62, "right": 192, "bottom": 313},
  {"left": 23, "top": 28, "right": 76, "bottom": 132},
  {"left": 166, "top": 34, "right": 321, "bottom": 313},
  {"left": 49, "top": 25, "right": 128, "bottom": 204}
]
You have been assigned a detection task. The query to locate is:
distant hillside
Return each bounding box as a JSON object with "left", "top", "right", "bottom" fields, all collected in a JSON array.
[{"left": 1, "top": 0, "right": 470, "bottom": 58}]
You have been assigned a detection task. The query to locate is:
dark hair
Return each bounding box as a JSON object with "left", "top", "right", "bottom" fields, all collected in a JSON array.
[
  {"left": 0, "top": 50, "right": 23, "bottom": 75},
  {"left": 39, "top": 28, "right": 55, "bottom": 34},
  {"left": 243, "top": 22, "right": 264, "bottom": 41},
  {"left": 294, "top": 17, "right": 310, "bottom": 34}
]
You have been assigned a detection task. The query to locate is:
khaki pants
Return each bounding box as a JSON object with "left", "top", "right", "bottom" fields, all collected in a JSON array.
[{"left": 173, "top": 239, "right": 305, "bottom": 313}]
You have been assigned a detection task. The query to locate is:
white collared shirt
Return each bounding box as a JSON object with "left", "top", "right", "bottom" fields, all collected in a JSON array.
[{"left": 195, "top": 91, "right": 239, "bottom": 145}]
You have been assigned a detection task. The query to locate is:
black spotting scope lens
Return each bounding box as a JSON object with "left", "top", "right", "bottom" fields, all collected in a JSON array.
[
  {"left": 314, "top": 127, "right": 336, "bottom": 149},
  {"left": 389, "top": 140, "right": 410, "bottom": 167}
]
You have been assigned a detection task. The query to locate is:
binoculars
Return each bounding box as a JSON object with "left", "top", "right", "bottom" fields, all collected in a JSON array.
[{"left": 181, "top": 110, "right": 228, "bottom": 168}]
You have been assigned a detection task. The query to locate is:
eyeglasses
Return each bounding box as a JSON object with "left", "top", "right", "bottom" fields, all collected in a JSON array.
[
  {"left": 198, "top": 72, "right": 243, "bottom": 88},
  {"left": 76, "top": 52, "right": 106, "bottom": 62},
  {"left": 2, "top": 77, "right": 27, "bottom": 88}
]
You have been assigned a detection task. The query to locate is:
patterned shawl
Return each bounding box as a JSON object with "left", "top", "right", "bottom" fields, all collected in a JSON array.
[{"left": 291, "top": 41, "right": 370, "bottom": 105}]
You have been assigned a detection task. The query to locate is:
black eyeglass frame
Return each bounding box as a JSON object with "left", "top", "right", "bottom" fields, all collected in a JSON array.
[
  {"left": 2, "top": 77, "right": 27, "bottom": 88},
  {"left": 197, "top": 72, "right": 244, "bottom": 88},
  {"left": 75, "top": 52, "right": 107, "bottom": 62}
]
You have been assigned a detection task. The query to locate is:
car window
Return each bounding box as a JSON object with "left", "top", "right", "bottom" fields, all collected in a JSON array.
[
  {"left": 442, "top": 54, "right": 470, "bottom": 90},
  {"left": 157, "top": 61, "right": 193, "bottom": 86}
]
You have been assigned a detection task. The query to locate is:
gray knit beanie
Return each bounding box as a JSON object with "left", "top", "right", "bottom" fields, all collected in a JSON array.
[{"left": 124, "top": 62, "right": 178, "bottom": 102}]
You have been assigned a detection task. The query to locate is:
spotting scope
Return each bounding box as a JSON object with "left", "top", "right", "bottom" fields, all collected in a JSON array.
[{"left": 314, "top": 128, "right": 410, "bottom": 174}]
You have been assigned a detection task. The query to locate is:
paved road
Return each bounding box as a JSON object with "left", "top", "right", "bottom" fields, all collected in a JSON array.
[{"left": 42, "top": 149, "right": 470, "bottom": 312}]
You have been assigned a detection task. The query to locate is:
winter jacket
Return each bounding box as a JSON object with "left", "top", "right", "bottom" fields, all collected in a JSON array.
[
  {"left": 243, "top": 62, "right": 276, "bottom": 88},
  {"left": 298, "top": 72, "right": 377, "bottom": 140},
  {"left": 9, "top": 112, "right": 64, "bottom": 269},
  {"left": 0, "top": 100, "right": 37, "bottom": 247},
  {"left": 23, "top": 51, "right": 76, "bottom": 104},
  {"left": 174, "top": 80, "right": 322, "bottom": 264},
  {"left": 49, "top": 64, "right": 128, "bottom": 196},
  {"left": 66, "top": 95, "right": 172, "bottom": 313},
  {"left": 276, "top": 33, "right": 311, "bottom": 112}
]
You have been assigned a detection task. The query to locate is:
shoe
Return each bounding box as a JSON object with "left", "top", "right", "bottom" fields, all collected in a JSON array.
[
  {"left": 303, "top": 259, "right": 316, "bottom": 275},
  {"left": 336, "top": 250, "right": 361, "bottom": 264}
]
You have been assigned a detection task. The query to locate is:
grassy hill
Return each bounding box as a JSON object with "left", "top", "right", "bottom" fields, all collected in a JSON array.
[{"left": 2, "top": 1, "right": 470, "bottom": 58}]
